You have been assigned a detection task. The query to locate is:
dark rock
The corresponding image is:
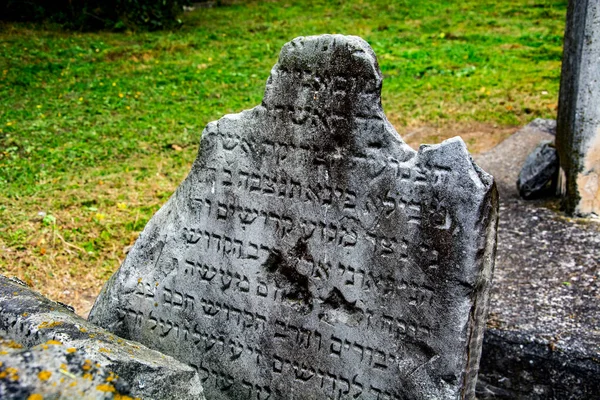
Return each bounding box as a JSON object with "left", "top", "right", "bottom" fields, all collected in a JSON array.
[
  {"left": 89, "top": 35, "right": 498, "bottom": 400},
  {"left": 517, "top": 141, "right": 559, "bottom": 199},
  {"left": 0, "top": 275, "right": 205, "bottom": 400}
]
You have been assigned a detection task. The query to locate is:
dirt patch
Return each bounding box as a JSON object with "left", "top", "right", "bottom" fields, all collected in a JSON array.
[{"left": 396, "top": 122, "right": 518, "bottom": 155}]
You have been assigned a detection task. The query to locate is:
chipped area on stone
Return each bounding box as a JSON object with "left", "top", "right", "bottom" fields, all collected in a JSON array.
[
  {"left": 0, "top": 275, "right": 205, "bottom": 400},
  {"left": 89, "top": 35, "right": 498, "bottom": 400}
]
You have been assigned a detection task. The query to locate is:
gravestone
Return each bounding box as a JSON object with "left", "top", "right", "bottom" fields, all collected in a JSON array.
[
  {"left": 89, "top": 35, "right": 498, "bottom": 400},
  {"left": 556, "top": 0, "right": 600, "bottom": 216}
]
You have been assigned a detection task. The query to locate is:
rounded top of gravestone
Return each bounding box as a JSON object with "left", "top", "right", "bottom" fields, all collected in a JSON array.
[{"left": 263, "top": 35, "right": 383, "bottom": 117}]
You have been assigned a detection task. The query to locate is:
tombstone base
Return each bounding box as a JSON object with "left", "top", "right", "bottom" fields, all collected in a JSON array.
[{"left": 477, "top": 329, "right": 600, "bottom": 399}]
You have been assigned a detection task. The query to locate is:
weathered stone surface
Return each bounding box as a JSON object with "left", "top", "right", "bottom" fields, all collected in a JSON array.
[
  {"left": 556, "top": 0, "right": 600, "bottom": 216},
  {"left": 517, "top": 141, "right": 559, "bottom": 199},
  {"left": 525, "top": 118, "right": 556, "bottom": 136},
  {"left": 0, "top": 275, "right": 205, "bottom": 400},
  {"left": 477, "top": 201, "right": 600, "bottom": 399},
  {"left": 478, "top": 329, "right": 600, "bottom": 400},
  {"left": 0, "top": 335, "right": 122, "bottom": 400},
  {"left": 90, "top": 34, "right": 498, "bottom": 400}
]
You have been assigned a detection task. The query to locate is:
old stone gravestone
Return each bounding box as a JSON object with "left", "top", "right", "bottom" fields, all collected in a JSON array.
[
  {"left": 556, "top": 0, "right": 600, "bottom": 216},
  {"left": 90, "top": 35, "right": 498, "bottom": 400}
]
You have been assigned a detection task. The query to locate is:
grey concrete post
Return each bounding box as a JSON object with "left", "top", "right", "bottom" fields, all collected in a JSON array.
[{"left": 556, "top": 0, "right": 600, "bottom": 216}]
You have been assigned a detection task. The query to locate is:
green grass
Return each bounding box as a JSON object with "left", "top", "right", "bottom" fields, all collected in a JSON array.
[
  {"left": 0, "top": 0, "right": 566, "bottom": 314},
  {"left": 0, "top": 0, "right": 566, "bottom": 195}
]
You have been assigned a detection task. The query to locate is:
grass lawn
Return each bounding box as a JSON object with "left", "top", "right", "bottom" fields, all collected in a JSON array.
[{"left": 0, "top": 0, "right": 566, "bottom": 316}]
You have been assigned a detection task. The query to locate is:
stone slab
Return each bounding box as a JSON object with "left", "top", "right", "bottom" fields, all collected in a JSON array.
[
  {"left": 89, "top": 35, "right": 498, "bottom": 400},
  {"left": 556, "top": 0, "right": 600, "bottom": 216},
  {"left": 476, "top": 199, "right": 600, "bottom": 399},
  {"left": 0, "top": 275, "right": 205, "bottom": 400},
  {"left": 478, "top": 329, "right": 600, "bottom": 400}
]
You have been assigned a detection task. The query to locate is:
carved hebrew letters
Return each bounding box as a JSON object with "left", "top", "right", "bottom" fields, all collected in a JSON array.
[{"left": 90, "top": 35, "right": 497, "bottom": 400}]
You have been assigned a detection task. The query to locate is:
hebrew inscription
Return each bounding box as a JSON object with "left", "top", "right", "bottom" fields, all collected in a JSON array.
[{"left": 89, "top": 35, "right": 498, "bottom": 400}]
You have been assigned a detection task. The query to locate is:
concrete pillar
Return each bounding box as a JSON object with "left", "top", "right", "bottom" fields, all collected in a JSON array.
[{"left": 556, "top": 0, "right": 600, "bottom": 217}]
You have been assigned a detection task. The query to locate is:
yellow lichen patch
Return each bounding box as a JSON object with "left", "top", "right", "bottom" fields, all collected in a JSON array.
[
  {"left": 27, "top": 394, "right": 43, "bottom": 400},
  {"left": 22, "top": 313, "right": 28, "bottom": 317},
  {"left": 38, "top": 321, "right": 63, "bottom": 329},
  {"left": 45, "top": 340, "right": 62, "bottom": 346},
  {"left": 137, "top": 277, "right": 142, "bottom": 283},
  {"left": 38, "top": 370, "right": 52, "bottom": 381},
  {"left": 69, "top": 381, "right": 77, "bottom": 387},
  {"left": 98, "top": 348, "right": 111, "bottom": 354},
  {"left": 60, "top": 364, "right": 67, "bottom": 370},
  {"left": 66, "top": 347, "right": 77, "bottom": 353},
  {"left": 2, "top": 340, "right": 23, "bottom": 349},
  {"left": 81, "top": 359, "right": 94, "bottom": 372},
  {"left": 96, "top": 383, "right": 116, "bottom": 393},
  {"left": 106, "top": 371, "right": 118, "bottom": 382},
  {"left": 88, "top": 334, "right": 96, "bottom": 338},
  {"left": 82, "top": 372, "right": 93, "bottom": 380},
  {"left": 0, "top": 366, "right": 20, "bottom": 381},
  {"left": 79, "top": 327, "right": 88, "bottom": 333},
  {"left": 0, "top": 351, "right": 7, "bottom": 355}
]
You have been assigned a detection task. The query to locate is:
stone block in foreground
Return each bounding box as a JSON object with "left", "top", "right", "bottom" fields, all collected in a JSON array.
[
  {"left": 0, "top": 275, "right": 205, "bottom": 400},
  {"left": 90, "top": 34, "right": 498, "bottom": 400}
]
